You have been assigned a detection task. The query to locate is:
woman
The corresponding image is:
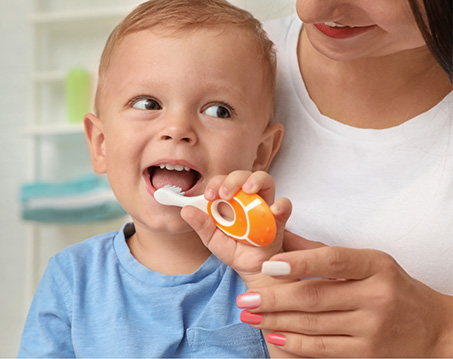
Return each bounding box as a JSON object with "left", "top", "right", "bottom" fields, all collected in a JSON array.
[{"left": 237, "top": 0, "right": 452, "bottom": 356}]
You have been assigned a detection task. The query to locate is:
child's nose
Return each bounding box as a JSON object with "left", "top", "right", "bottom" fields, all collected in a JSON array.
[{"left": 159, "top": 117, "right": 197, "bottom": 145}]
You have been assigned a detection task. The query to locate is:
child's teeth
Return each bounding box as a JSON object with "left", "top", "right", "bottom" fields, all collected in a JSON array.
[{"left": 159, "top": 163, "right": 190, "bottom": 171}]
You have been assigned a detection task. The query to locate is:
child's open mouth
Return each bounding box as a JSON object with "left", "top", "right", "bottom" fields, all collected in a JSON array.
[{"left": 147, "top": 163, "right": 202, "bottom": 193}]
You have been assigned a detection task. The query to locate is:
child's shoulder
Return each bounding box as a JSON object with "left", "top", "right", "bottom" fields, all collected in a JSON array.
[
  {"left": 61, "top": 229, "right": 118, "bottom": 255},
  {"left": 48, "top": 227, "right": 123, "bottom": 273}
]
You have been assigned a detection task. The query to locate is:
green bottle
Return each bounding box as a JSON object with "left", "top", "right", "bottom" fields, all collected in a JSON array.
[{"left": 65, "top": 68, "right": 91, "bottom": 123}]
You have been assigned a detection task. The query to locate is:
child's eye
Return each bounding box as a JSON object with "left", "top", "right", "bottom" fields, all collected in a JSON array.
[
  {"left": 131, "top": 98, "right": 162, "bottom": 111},
  {"left": 203, "top": 104, "right": 233, "bottom": 119}
]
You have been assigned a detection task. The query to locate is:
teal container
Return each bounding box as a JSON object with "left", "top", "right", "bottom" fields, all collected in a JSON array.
[{"left": 65, "top": 68, "right": 91, "bottom": 123}]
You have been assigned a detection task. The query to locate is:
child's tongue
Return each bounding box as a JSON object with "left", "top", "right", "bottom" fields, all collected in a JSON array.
[{"left": 151, "top": 168, "right": 196, "bottom": 192}]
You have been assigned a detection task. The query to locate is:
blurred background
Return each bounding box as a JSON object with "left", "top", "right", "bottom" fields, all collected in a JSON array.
[{"left": 0, "top": 0, "right": 295, "bottom": 356}]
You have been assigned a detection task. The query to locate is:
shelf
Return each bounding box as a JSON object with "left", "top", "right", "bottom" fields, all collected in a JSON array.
[
  {"left": 21, "top": 123, "right": 84, "bottom": 136},
  {"left": 24, "top": 0, "right": 136, "bottom": 310},
  {"left": 30, "top": 6, "right": 135, "bottom": 25}
]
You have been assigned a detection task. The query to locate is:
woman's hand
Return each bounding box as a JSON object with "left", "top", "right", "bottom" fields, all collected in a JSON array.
[{"left": 237, "top": 236, "right": 453, "bottom": 357}]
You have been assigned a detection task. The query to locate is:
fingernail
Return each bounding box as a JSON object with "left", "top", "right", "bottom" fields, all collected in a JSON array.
[
  {"left": 270, "top": 203, "right": 280, "bottom": 215},
  {"left": 220, "top": 187, "right": 229, "bottom": 198},
  {"left": 236, "top": 293, "right": 261, "bottom": 309},
  {"left": 267, "top": 333, "right": 286, "bottom": 346},
  {"left": 240, "top": 310, "right": 263, "bottom": 325},
  {"left": 262, "top": 261, "right": 291, "bottom": 276},
  {"left": 205, "top": 188, "right": 216, "bottom": 200},
  {"left": 242, "top": 181, "right": 254, "bottom": 192}
]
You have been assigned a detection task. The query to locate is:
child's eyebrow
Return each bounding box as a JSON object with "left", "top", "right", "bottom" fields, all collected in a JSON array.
[{"left": 202, "top": 82, "right": 249, "bottom": 102}]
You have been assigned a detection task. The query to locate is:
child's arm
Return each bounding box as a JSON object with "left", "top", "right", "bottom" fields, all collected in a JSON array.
[
  {"left": 182, "top": 170, "right": 291, "bottom": 288},
  {"left": 182, "top": 170, "right": 299, "bottom": 358}
]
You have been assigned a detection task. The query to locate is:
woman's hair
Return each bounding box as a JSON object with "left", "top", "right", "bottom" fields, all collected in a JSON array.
[
  {"left": 95, "top": 0, "right": 276, "bottom": 112},
  {"left": 408, "top": 0, "right": 452, "bottom": 82}
]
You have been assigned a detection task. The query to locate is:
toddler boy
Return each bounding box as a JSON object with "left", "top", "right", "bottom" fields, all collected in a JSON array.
[{"left": 18, "top": 0, "right": 290, "bottom": 357}]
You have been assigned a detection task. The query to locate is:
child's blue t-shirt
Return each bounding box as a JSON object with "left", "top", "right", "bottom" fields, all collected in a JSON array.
[{"left": 18, "top": 223, "right": 268, "bottom": 358}]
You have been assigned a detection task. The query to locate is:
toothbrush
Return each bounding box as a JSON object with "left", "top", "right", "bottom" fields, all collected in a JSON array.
[{"left": 154, "top": 186, "right": 276, "bottom": 247}]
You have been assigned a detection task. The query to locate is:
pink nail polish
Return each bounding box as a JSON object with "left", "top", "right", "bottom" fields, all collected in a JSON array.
[
  {"left": 240, "top": 310, "right": 263, "bottom": 325},
  {"left": 236, "top": 293, "right": 261, "bottom": 309},
  {"left": 267, "top": 333, "right": 286, "bottom": 346}
]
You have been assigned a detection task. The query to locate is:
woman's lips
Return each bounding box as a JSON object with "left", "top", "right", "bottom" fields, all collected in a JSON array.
[{"left": 313, "top": 23, "right": 375, "bottom": 39}]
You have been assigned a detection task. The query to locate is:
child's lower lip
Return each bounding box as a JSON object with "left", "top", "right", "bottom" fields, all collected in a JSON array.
[{"left": 313, "top": 23, "right": 375, "bottom": 39}]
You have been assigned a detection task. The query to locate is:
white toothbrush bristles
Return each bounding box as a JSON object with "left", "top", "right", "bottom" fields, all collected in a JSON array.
[{"left": 162, "top": 185, "right": 185, "bottom": 195}]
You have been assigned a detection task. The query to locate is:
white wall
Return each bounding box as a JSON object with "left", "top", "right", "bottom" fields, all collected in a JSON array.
[
  {"left": 0, "top": 0, "right": 34, "bottom": 356},
  {"left": 0, "top": 0, "right": 295, "bottom": 356}
]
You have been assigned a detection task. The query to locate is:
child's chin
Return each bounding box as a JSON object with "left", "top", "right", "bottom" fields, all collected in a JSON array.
[{"left": 153, "top": 218, "right": 194, "bottom": 236}]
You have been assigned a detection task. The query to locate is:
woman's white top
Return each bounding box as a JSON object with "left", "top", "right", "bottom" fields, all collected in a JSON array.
[{"left": 265, "top": 15, "right": 453, "bottom": 294}]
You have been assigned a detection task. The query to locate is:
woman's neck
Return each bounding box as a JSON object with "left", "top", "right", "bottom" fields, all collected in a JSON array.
[
  {"left": 127, "top": 223, "right": 211, "bottom": 275},
  {"left": 298, "top": 27, "right": 452, "bottom": 129}
]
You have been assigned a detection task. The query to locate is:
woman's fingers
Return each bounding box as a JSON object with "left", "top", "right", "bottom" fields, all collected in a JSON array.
[
  {"left": 237, "top": 279, "right": 363, "bottom": 313},
  {"left": 266, "top": 332, "right": 362, "bottom": 358},
  {"left": 268, "top": 246, "right": 392, "bottom": 281},
  {"left": 240, "top": 309, "right": 361, "bottom": 336}
]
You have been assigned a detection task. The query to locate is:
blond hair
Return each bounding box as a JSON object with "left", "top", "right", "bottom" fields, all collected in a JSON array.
[{"left": 95, "top": 0, "right": 276, "bottom": 115}]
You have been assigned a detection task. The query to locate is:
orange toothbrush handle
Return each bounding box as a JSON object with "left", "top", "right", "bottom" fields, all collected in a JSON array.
[{"left": 207, "top": 190, "right": 276, "bottom": 247}]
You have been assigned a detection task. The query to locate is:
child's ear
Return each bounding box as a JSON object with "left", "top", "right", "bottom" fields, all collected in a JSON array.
[
  {"left": 252, "top": 123, "right": 284, "bottom": 171},
  {"left": 84, "top": 113, "right": 107, "bottom": 174}
]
